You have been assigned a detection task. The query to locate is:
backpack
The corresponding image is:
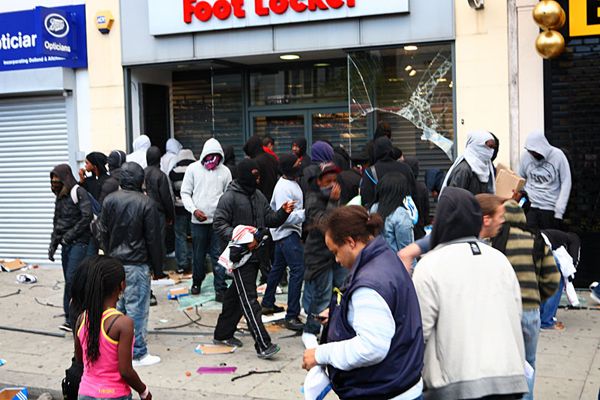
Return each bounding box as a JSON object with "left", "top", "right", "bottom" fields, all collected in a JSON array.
[{"left": 70, "top": 185, "right": 102, "bottom": 217}]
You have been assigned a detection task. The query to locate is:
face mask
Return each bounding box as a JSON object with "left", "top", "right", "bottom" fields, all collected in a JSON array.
[
  {"left": 203, "top": 154, "right": 222, "bottom": 171},
  {"left": 531, "top": 152, "right": 544, "bottom": 161},
  {"left": 482, "top": 145, "right": 495, "bottom": 161},
  {"left": 51, "top": 180, "right": 63, "bottom": 195},
  {"left": 320, "top": 186, "right": 333, "bottom": 198}
]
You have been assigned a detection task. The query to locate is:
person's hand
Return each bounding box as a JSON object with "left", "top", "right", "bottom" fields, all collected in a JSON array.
[
  {"left": 78, "top": 168, "right": 86, "bottom": 183},
  {"left": 48, "top": 243, "right": 57, "bottom": 262},
  {"left": 193, "top": 210, "right": 207, "bottom": 222},
  {"left": 511, "top": 190, "right": 523, "bottom": 202},
  {"left": 330, "top": 183, "right": 341, "bottom": 201},
  {"left": 318, "top": 308, "right": 329, "bottom": 325},
  {"left": 302, "top": 348, "right": 318, "bottom": 371},
  {"left": 282, "top": 201, "right": 296, "bottom": 214}
]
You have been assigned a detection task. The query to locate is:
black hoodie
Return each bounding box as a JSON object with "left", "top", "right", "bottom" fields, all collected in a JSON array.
[
  {"left": 430, "top": 187, "right": 482, "bottom": 249},
  {"left": 100, "top": 150, "right": 127, "bottom": 204},
  {"left": 404, "top": 156, "right": 430, "bottom": 238},
  {"left": 292, "top": 136, "right": 312, "bottom": 171},
  {"left": 144, "top": 146, "right": 174, "bottom": 221},
  {"left": 244, "top": 135, "right": 279, "bottom": 201},
  {"left": 222, "top": 144, "right": 237, "bottom": 180},
  {"left": 49, "top": 164, "right": 93, "bottom": 251},
  {"left": 360, "top": 137, "right": 418, "bottom": 209},
  {"left": 81, "top": 152, "right": 109, "bottom": 200},
  {"left": 97, "top": 162, "right": 164, "bottom": 276}
]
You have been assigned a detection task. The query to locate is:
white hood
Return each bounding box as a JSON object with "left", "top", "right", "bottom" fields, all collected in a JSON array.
[
  {"left": 524, "top": 131, "right": 553, "bottom": 158},
  {"left": 200, "top": 138, "right": 225, "bottom": 163},
  {"left": 177, "top": 149, "right": 196, "bottom": 163},
  {"left": 133, "top": 135, "right": 151, "bottom": 152},
  {"left": 127, "top": 134, "right": 152, "bottom": 169},
  {"left": 166, "top": 138, "right": 183, "bottom": 155}
]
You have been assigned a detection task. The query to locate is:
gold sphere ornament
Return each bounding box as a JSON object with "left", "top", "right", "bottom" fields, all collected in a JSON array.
[
  {"left": 533, "top": 0, "right": 565, "bottom": 30},
  {"left": 535, "top": 30, "right": 566, "bottom": 59}
]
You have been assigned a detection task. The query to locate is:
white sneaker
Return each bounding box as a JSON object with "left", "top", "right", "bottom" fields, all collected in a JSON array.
[
  {"left": 590, "top": 291, "right": 600, "bottom": 305},
  {"left": 302, "top": 332, "right": 319, "bottom": 349},
  {"left": 133, "top": 353, "right": 161, "bottom": 367}
]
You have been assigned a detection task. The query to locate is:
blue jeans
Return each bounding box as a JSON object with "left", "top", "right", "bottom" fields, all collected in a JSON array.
[
  {"left": 303, "top": 264, "right": 348, "bottom": 335},
  {"left": 262, "top": 233, "right": 304, "bottom": 319},
  {"left": 540, "top": 277, "right": 564, "bottom": 328},
  {"left": 117, "top": 264, "right": 151, "bottom": 359},
  {"left": 521, "top": 308, "right": 541, "bottom": 400},
  {"left": 174, "top": 213, "right": 192, "bottom": 270},
  {"left": 61, "top": 242, "right": 88, "bottom": 322},
  {"left": 191, "top": 223, "right": 226, "bottom": 293}
]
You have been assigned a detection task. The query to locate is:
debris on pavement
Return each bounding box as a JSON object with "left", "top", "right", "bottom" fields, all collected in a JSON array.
[
  {"left": 16, "top": 274, "right": 37, "bottom": 284},
  {"left": 0, "top": 259, "right": 27, "bottom": 272},
  {"left": 195, "top": 344, "right": 237, "bottom": 355},
  {"left": 231, "top": 369, "right": 281, "bottom": 382},
  {"left": 197, "top": 365, "right": 237, "bottom": 375}
]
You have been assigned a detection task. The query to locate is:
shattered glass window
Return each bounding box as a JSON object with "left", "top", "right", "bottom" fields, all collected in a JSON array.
[{"left": 348, "top": 44, "right": 455, "bottom": 176}]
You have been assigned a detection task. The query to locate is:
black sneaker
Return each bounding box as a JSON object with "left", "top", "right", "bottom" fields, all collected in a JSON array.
[
  {"left": 284, "top": 317, "right": 304, "bottom": 331},
  {"left": 213, "top": 337, "right": 244, "bottom": 348},
  {"left": 191, "top": 284, "right": 201, "bottom": 295},
  {"left": 150, "top": 292, "right": 158, "bottom": 307},
  {"left": 58, "top": 322, "right": 72, "bottom": 333},
  {"left": 257, "top": 343, "right": 280, "bottom": 359},
  {"left": 215, "top": 291, "right": 225, "bottom": 303},
  {"left": 261, "top": 305, "right": 285, "bottom": 315}
]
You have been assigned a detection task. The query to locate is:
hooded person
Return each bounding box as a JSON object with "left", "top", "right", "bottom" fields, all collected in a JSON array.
[
  {"left": 413, "top": 187, "right": 528, "bottom": 400},
  {"left": 292, "top": 136, "right": 312, "bottom": 171},
  {"left": 127, "top": 135, "right": 151, "bottom": 169},
  {"left": 212, "top": 158, "right": 294, "bottom": 359},
  {"left": 441, "top": 130, "right": 496, "bottom": 196},
  {"left": 99, "top": 150, "right": 127, "bottom": 204},
  {"left": 95, "top": 161, "right": 164, "bottom": 367},
  {"left": 518, "top": 131, "right": 572, "bottom": 230},
  {"left": 222, "top": 144, "right": 237, "bottom": 180},
  {"left": 49, "top": 164, "right": 93, "bottom": 332},
  {"left": 144, "top": 146, "right": 175, "bottom": 223},
  {"left": 160, "top": 138, "right": 183, "bottom": 174},
  {"left": 243, "top": 135, "right": 279, "bottom": 201},
  {"left": 360, "top": 136, "right": 418, "bottom": 210},
  {"left": 181, "top": 138, "right": 232, "bottom": 299},
  {"left": 299, "top": 141, "right": 334, "bottom": 195},
  {"left": 169, "top": 149, "right": 196, "bottom": 274},
  {"left": 404, "top": 156, "right": 430, "bottom": 239},
  {"left": 79, "top": 151, "right": 108, "bottom": 201},
  {"left": 425, "top": 169, "right": 445, "bottom": 201}
]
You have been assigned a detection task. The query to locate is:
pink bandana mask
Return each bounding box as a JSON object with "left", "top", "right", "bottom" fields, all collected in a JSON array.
[{"left": 203, "top": 154, "right": 222, "bottom": 171}]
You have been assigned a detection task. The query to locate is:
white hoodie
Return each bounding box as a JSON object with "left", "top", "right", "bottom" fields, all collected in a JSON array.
[
  {"left": 180, "top": 138, "right": 232, "bottom": 224},
  {"left": 518, "top": 131, "right": 572, "bottom": 219},
  {"left": 127, "top": 135, "right": 151, "bottom": 169},
  {"left": 161, "top": 138, "right": 183, "bottom": 174}
]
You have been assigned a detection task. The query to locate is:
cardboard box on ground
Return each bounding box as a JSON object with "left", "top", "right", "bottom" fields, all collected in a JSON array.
[{"left": 495, "top": 163, "right": 526, "bottom": 199}]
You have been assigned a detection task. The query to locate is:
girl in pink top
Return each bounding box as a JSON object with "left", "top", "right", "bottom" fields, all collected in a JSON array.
[{"left": 74, "top": 256, "right": 152, "bottom": 400}]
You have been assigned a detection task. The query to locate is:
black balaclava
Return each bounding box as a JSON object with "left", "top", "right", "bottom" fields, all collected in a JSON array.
[
  {"left": 373, "top": 136, "right": 395, "bottom": 163},
  {"left": 279, "top": 153, "right": 300, "bottom": 179},
  {"left": 292, "top": 136, "right": 307, "bottom": 157},
  {"left": 243, "top": 135, "right": 264, "bottom": 159},
  {"left": 146, "top": 146, "right": 162, "bottom": 167},
  {"left": 222, "top": 145, "right": 236, "bottom": 167},
  {"left": 50, "top": 164, "right": 77, "bottom": 197},
  {"left": 430, "top": 187, "right": 483, "bottom": 249},
  {"left": 119, "top": 162, "right": 145, "bottom": 192},
  {"left": 107, "top": 150, "right": 127, "bottom": 172},
  {"left": 86, "top": 152, "right": 108, "bottom": 176},
  {"left": 236, "top": 159, "right": 259, "bottom": 194}
]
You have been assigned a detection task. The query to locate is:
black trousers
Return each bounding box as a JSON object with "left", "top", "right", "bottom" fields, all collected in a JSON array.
[
  {"left": 526, "top": 207, "right": 558, "bottom": 230},
  {"left": 214, "top": 261, "right": 272, "bottom": 353}
]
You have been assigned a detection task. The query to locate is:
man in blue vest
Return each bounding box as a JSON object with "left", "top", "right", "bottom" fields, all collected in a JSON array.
[{"left": 303, "top": 205, "right": 424, "bottom": 400}]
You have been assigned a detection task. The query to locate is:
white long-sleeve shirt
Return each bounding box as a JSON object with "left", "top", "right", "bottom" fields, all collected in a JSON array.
[
  {"left": 314, "top": 288, "right": 423, "bottom": 400},
  {"left": 269, "top": 177, "right": 304, "bottom": 241}
]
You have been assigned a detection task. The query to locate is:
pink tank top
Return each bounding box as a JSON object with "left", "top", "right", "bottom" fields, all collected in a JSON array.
[{"left": 78, "top": 308, "right": 132, "bottom": 398}]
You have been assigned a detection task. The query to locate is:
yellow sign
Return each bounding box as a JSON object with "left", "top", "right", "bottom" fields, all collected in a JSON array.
[
  {"left": 95, "top": 10, "right": 114, "bottom": 34},
  {"left": 570, "top": 0, "right": 600, "bottom": 36}
]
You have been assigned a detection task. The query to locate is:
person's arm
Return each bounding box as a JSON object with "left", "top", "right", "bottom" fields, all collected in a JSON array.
[
  {"left": 538, "top": 244, "right": 560, "bottom": 302},
  {"left": 273, "top": 183, "right": 305, "bottom": 225},
  {"left": 554, "top": 153, "right": 572, "bottom": 219},
  {"left": 412, "top": 265, "right": 438, "bottom": 342},
  {"left": 180, "top": 167, "right": 197, "bottom": 215},
  {"left": 62, "top": 187, "right": 93, "bottom": 244},
  {"left": 158, "top": 174, "right": 175, "bottom": 222},
  {"left": 314, "top": 288, "right": 395, "bottom": 371},
  {"left": 213, "top": 194, "right": 235, "bottom": 242},
  {"left": 49, "top": 202, "right": 60, "bottom": 261},
  {"left": 262, "top": 193, "right": 291, "bottom": 228},
  {"left": 398, "top": 235, "right": 430, "bottom": 273},
  {"left": 95, "top": 202, "right": 110, "bottom": 252},
  {"left": 446, "top": 164, "right": 472, "bottom": 191},
  {"left": 116, "top": 316, "right": 151, "bottom": 399},
  {"left": 144, "top": 202, "right": 164, "bottom": 278}
]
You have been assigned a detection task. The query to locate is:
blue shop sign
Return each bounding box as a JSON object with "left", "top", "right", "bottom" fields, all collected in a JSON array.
[{"left": 0, "top": 4, "right": 87, "bottom": 72}]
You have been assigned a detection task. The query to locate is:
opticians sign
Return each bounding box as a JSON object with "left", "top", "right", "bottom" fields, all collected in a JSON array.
[
  {"left": 149, "top": 0, "right": 409, "bottom": 36},
  {"left": 0, "top": 5, "right": 87, "bottom": 72}
]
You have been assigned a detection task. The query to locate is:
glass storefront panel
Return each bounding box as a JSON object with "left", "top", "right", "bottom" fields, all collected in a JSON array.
[
  {"left": 249, "top": 62, "right": 347, "bottom": 106},
  {"left": 312, "top": 111, "right": 368, "bottom": 158},
  {"left": 252, "top": 114, "right": 305, "bottom": 155}
]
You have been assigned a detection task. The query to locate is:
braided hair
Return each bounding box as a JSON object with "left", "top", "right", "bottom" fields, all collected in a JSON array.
[{"left": 82, "top": 256, "right": 125, "bottom": 364}]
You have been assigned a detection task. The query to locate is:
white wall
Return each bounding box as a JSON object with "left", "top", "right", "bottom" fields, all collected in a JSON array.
[{"left": 75, "top": 70, "right": 91, "bottom": 162}]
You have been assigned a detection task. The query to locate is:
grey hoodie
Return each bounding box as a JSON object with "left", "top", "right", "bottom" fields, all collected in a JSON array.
[{"left": 518, "top": 131, "right": 572, "bottom": 219}]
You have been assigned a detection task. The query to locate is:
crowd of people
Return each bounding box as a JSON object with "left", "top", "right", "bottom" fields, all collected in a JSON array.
[{"left": 48, "top": 125, "right": 582, "bottom": 400}]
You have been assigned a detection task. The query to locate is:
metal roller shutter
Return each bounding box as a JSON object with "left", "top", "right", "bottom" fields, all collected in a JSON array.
[{"left": 0, "top": 96, "right": 69, "bottom": 266}]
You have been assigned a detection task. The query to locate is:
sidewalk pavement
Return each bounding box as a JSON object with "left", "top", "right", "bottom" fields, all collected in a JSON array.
[{"left": 0, "top": 267, "right": 599, "bottom": 399}]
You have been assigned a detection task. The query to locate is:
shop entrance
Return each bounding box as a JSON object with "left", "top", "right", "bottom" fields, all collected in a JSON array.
[{"left": 249, "top": 108, "right": 361, "bottom": 156}]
